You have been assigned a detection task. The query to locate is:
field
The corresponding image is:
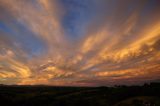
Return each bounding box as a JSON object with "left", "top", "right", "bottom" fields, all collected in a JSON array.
[{"left": 0, "top": 83, "right": 160, "bottom": 106}]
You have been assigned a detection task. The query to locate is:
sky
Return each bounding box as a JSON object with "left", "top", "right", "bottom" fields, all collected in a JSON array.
[{"left": 0, "top": 0, "right": 160, "bottom": 86}]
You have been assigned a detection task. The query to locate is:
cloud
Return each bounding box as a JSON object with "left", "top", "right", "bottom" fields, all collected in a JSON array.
[{"left": 0, "top": 0, "right": 160, "bottom": 86}]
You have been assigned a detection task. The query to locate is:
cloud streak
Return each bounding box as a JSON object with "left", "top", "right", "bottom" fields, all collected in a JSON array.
[{"left": 0, "top": 0, "right": 160, "bottom": 86}]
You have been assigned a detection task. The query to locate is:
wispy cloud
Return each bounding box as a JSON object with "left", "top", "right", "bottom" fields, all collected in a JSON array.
[{"left": 0, "top": 0, "right": 160, "bottom": 86}]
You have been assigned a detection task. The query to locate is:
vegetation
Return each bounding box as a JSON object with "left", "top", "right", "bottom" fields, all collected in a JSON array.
[{"left": 0, "top": 82, "right": 160, "bottom": 106}]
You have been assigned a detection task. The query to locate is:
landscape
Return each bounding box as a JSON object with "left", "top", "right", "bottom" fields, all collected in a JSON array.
[
  {"left": 0, "top": 82, "right": 160, "bottom": 106},
  {"left": 0, "top": 0, "right": 160, "bottom": 106}
]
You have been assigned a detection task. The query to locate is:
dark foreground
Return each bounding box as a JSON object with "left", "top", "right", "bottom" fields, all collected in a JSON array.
[{"left": 0, "top": 83, "right": 160, "bottom": 106}]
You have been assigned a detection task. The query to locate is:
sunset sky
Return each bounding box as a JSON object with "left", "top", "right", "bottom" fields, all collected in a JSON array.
[{"left": 0, "top": 0, "right": 160, "bottom": 86}]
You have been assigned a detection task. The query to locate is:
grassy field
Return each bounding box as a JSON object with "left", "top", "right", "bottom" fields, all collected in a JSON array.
[{"left": 0, "top": 83, "right": 160, "bottom": 106}]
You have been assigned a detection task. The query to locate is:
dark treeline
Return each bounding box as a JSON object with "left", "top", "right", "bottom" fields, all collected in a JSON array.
[{"left": 0, "top": 82, "right": 160, "bottom": 106}]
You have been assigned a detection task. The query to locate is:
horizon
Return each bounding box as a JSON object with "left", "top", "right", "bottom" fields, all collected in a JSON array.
[
  {"left": 0, "top": 81, "right": 160, "bottom": 87},
  {"left": 0, "top": 0, "right": 160, "bottom": 86}
]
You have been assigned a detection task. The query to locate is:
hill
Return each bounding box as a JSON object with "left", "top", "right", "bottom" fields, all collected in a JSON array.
[{"left": 0, "top": 83, "right": 160, "bottom": 106}]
